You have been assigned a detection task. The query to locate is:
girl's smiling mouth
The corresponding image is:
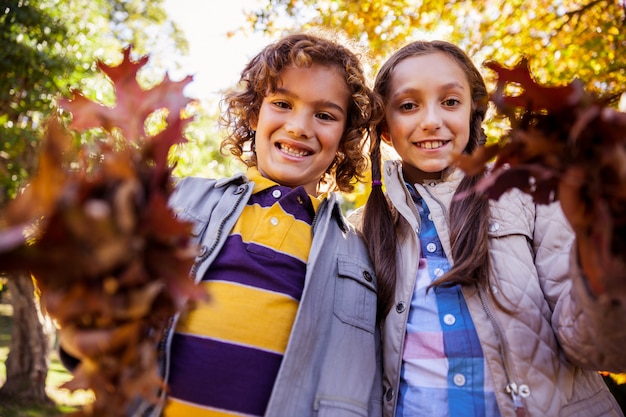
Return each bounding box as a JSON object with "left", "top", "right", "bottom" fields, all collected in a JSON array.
[{"left": 414, "top": 140, "right": 449, "bottom": 149}]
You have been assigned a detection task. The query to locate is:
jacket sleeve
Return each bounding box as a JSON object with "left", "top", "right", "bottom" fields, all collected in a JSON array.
[{"left": 535, "top": 201, "right": 626, "bottom": 372}]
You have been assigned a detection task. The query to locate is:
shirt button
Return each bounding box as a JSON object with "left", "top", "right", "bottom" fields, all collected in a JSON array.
[
  {"left": 426, "top": 242, "right": 437, "bottom": 253},
  {"left": 363, "top": 271, "right": 373, "bottom": 282},
  {"left": 395, "top": 302, "right": 406, "bottom": 313},
  {"left": 433, "top": 267, "right": 444, "bottom": 277},
  {"left": 443, "top": 313, "right": 456, "bottom": 325},
  {"left": 270, "top": 217, "right": 279, "bottom": 226},
  {"left": 488, "top": 222, "right": 500, "bottom": 232},
  {"left": 427, "top": 213, "right": 433, "bottom": 221},
  {"left": 272, "top": 189, "right": 282, "bottom": 198},
  {"left": 453, "top": 373, "right": 466, "bottom": 386}
]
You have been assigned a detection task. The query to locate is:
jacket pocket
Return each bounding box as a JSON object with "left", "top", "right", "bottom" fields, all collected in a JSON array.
[
  {"left": 174, "top": 210, "right": 208, "bottom": 243},
  {"left": 559, "top": 388, "right": 623, "bottom": 417},
  {"left": 315, "top": 395, "right": 368, "bottom": 417},
  {"left": 334, "top": 255, "right": 377, "bottom": 334}
]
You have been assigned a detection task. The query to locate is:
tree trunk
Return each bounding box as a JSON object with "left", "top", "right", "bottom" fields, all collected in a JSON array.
[{"left": 0, "top": 272, "right": 53, "bottom": 405}]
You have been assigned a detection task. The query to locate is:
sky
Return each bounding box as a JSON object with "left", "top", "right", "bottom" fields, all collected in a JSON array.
[{"left": 162, "top": 0, "right": 274, "bottom": 102}]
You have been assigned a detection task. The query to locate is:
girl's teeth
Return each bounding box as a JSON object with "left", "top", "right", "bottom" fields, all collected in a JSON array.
[{"left": 417, "top": 141, "right": 445, "bottom": 149}]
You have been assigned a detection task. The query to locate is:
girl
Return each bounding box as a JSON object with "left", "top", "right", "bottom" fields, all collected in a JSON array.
[
  {"left": 356, "top": 40, "right": 626, "bottom": 417},
  {"left": 61, "top": 31, "right": 383, "bottom": 417}
]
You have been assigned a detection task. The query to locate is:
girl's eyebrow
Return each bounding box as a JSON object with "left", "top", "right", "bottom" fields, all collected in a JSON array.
[
  {"left": 274, "top": 87, "right": 347, "bottom": 116},
  {"left": 442, "top": 81, "right": 467, "bottom": 91},
  {"left": 391, "top": 81, "right": 467, "bottom": 98}
]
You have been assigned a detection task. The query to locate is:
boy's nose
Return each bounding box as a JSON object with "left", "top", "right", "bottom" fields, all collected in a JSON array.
[{"left": 285, "top": 112, "right": 312, "bottom": 138}]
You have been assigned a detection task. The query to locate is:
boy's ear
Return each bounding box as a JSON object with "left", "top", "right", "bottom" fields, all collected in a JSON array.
[{"left": 250, "top": 114, "right": 258, "bottom": 131}]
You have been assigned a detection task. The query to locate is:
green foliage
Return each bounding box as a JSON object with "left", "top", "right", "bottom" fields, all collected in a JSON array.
[
  {"left": 172, "top": 100, "right": 245, "bottom": 180},
  {"left": 0, "top": 0, "right": 189, "bottom": 208},
  {"left": 1, "top": 0, "right": 83, "bottom": 205}
]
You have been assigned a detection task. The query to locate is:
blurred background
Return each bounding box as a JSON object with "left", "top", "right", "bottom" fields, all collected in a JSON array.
[{"left": 1, "top": 0, "right": 625, "bottom": 414}]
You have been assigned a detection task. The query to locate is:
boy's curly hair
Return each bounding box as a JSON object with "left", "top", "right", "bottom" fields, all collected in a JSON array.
[{"left": 219, "top": 29, "right": 382, "bottom": 193}]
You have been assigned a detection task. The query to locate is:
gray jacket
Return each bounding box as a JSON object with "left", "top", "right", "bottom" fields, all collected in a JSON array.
[
  {"left": 141, "top": 173, "right": 383, "bottom": 417},
  {"left": 352, "top": 160, "right": 626, "bottom": 417}
]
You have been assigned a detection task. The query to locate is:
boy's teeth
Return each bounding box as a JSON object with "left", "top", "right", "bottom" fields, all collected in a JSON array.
[{"left": 280, "top": 144, "right": 309, "bottom": 157}]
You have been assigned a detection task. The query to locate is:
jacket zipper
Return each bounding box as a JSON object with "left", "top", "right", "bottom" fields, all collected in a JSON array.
[
  {"left": 478, "top": 288, "right": 527, "bottom": 416},
  {"left": 420, "top": 177, "right": 527, "bottom": 416},
  {"left": 189, "top": 183, "right": 248, "bottom": 281},
  {"left": 142, "top": 182, "right": 250, "bottom": 417}
]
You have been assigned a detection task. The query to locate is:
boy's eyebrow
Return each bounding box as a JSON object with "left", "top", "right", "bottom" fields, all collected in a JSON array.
[{"left": 274, "top": 87, "right": 347, "bottom": 115}]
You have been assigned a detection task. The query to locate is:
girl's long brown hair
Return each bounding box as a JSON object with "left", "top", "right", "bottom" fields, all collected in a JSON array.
[{"left": 363, "top": 40, "right": 490, "bottom": 319}]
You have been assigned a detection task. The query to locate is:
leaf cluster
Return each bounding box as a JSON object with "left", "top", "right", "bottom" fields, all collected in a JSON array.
[
  {"left": 457, "top": 58, "right": 626, "bottom": 294},
  {"left": 0, "top": 47, "right": 205, "bottom": 416}
]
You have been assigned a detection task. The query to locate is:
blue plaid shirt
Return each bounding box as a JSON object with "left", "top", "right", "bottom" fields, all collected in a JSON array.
[{"left": 395, "top": 183, "right": 501, "bottom": 417}]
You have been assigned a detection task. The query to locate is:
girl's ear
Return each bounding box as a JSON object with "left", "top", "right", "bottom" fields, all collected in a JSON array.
[{"left": 380, "top": 121, "right": 392, "bottom": 145}]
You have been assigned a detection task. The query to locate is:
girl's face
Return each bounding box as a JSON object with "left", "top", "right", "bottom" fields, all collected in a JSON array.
[
  {"left": 383, "top": 52, "right": 472, "bottom": 183},
  {"left": 252, "top": 63, "right": 351, "bottom": 195}
]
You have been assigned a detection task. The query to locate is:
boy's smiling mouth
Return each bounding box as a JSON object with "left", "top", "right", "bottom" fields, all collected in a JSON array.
[{"left": 277, "top": 143, "right": 313, "bottom": 157}]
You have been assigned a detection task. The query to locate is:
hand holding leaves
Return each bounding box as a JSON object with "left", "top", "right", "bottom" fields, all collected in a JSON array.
[
  {"left": 457, "top": 58, "right": 626, "bottom": 295},
  {"left": 0, "top": 47, "right": 206, "bottom": 416}
]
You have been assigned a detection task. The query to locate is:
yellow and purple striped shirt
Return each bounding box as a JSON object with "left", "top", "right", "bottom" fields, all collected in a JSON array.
[{"left": 164, "top": 168, "right": 321, "bottom": 417}]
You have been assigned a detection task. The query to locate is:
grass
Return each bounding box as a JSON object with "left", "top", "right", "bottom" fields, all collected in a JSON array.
[{"left": 0, "top": 298, "right": 94, "bottom": 417}]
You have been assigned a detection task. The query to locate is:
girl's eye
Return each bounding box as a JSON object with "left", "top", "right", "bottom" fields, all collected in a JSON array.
[
  {"left": 400, "top": 102, "right": 417, "bottom": 111},
  {"left": 443, "top": 98, "right": 460, "bottom": 107}
]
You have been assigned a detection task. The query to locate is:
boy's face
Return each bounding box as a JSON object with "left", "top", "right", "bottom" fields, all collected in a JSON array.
[{"left": 252, "top": 63, "right": 351, "bottom": 195}]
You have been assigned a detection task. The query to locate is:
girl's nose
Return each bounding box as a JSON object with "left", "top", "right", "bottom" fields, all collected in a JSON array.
[{"left": 419, "top": 105, "right": 442, "bottom": 131}]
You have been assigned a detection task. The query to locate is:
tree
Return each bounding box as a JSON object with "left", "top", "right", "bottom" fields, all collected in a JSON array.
[
  {"left": 245, "top": 0, "right": 625, "bottom": 99},
  {"left": 0, "top": 0, "right": 188, "bottom": 406}
]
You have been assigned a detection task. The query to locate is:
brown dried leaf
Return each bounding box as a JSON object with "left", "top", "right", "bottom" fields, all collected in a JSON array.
[
  {"left": 0, "top": 45, "right": 202, "bottom": 417},
  {"left": 459, "top": 57, "right": 626, "bottom": 294}
]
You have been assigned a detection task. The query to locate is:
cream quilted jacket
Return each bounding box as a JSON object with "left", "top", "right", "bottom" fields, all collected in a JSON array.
[{"left": 352, "top": 160, "right": 626, "bottom": 417}]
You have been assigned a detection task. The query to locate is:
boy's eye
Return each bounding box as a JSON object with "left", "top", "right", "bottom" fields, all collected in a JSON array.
[
  {"left": 316, "top": 112, "right": 336, "bottom": 121},
  {"left": 273, "top": 101, "right": 291, "bottom": 109}
]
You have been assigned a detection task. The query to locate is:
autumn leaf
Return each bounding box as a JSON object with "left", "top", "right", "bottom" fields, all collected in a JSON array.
[
  {"left": 58, "top": 46, "right": 193, "bottom": 144},
  {"left": 0, "top": 46, "right": 205, "bottom": 416}
]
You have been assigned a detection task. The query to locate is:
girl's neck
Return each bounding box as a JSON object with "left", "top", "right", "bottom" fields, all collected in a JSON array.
[{"left": 401, "top": 162, "right": 445, "bottom": 184}]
